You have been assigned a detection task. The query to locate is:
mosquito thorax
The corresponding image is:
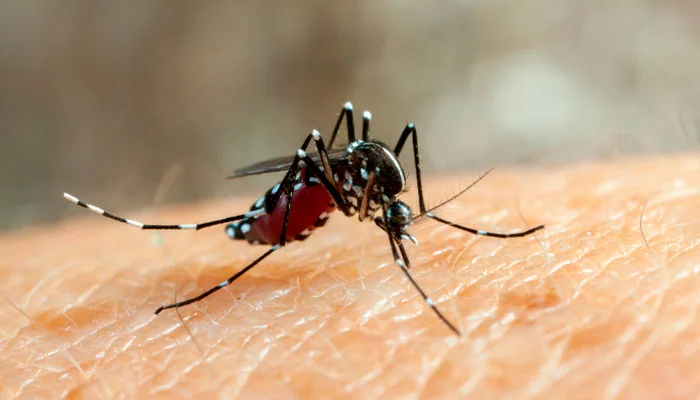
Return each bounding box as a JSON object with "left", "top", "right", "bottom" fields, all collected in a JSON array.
[{"left": 345, "top": 139, "right": 406, "bottom": 196}]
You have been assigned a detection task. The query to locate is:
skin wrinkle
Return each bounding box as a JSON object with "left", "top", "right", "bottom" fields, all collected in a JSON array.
[
  {"left": 173, "top": 287, "right": 225, "bottom": 399},
  {"left": 414, "top": 338, "right": 456, "bottom": 398},
  {"left": 603, "top": 200, "right": 669, "bottom": 399},
  {"left": 1, "top": 154, "right": 700, "bottom": 397},
  {"left": 524, "top": 329, "right": 565, "bottom": 397},
  {"left": 516, "top": 193, "right": 564, "bottom": 311},
  {"left": 22, "top": 263, "right": 75, "bottom": 313},
  {"left": 0, "top": 291, "right": 111, "bottom": 398}
]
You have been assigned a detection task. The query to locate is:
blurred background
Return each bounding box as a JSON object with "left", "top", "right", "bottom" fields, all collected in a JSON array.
[{"left": 1, "top": 1, "right": 698, "bottom": 231}]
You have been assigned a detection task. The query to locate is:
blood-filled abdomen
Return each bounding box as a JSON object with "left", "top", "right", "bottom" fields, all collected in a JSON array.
[{"left": 226, "top": 168, "right": 335, "bottom": 245}]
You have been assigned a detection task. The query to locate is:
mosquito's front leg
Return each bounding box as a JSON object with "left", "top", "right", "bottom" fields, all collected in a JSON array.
[
  {"left": 393, "top": 123, "right": 427, "bottom": 213},
  {"left": 393, "top": 124, "right": 544, "bottom": 239}
]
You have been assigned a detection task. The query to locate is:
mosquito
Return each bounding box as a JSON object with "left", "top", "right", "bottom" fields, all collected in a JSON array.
[{"left": 63, "top": 102, "right": 544, "bottom": 335}]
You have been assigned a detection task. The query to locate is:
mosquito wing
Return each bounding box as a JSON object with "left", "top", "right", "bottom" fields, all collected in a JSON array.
[{"left": 226, "top": 147, "right": 348, "bottom": 179}]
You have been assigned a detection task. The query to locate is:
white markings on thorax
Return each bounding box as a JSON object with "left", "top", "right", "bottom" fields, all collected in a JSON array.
[
  {"left": 361, "top": 168, "right": 369, "bottom": 180},
  {"left": 342, "top": 170, "right": 353, "bottom": 192}
]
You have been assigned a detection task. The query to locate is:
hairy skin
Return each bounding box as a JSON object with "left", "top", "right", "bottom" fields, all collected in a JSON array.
[{"left": 0, "top": 154, "right": 699, "bottom": 399}]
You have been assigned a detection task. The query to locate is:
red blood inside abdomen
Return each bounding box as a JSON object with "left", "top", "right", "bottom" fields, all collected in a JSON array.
[{"left": 248, "top": 169, "right": 335, "bottom": 245}]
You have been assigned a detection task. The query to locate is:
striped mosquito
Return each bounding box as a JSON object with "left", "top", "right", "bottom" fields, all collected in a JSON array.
[{"left": 64, "top": 102, "right": 544, "bottom": 335}]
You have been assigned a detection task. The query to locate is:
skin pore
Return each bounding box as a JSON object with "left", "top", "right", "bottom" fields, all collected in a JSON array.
[{"left": 0, "top": 153, "right": 698, "bottom": 399}]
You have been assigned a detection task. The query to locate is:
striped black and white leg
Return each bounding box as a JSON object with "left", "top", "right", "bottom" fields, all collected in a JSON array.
[
  {"left": 155, "top": 174, "right": 309, "bottom": 314},
  {"left": 386, "top": 227, "right": 461, "bottom": 336},
  {"left": 393, "top": 123, "right": 428, "bottom": 213},
  {"left": 264, "top": 130, "right": 349, "bottom": 217},
  {"left": 392, "top": 124, "right": 545, "bottom": 238},
  {"left": 155, "top": 131, "right": 350, "bottom": 314},
  {"left": 328, "top": 102, "right": 356, "bottom": 149},
  {"left": 154, "top": 244, "right": 279, "bottom": 314},
  {"left": 425, "top": 213, "right": 544, "bottom": 238},
  {"left": 155, "top": 150, "right": 307, "bottom": 314},
  {"left": 63, "top": 192, "right": 264, "bottom": 230},
  {"left": 361, "top": 110, "right": 371, "bottom": 141},
  {"left": 296, "top": 150, "right": 351, "bottom": 216}
]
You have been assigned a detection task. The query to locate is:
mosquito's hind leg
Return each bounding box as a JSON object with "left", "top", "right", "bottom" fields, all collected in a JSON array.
[
  {"left": 154, "top": 245, "right": 279, "bottom": 314},
  {"left": 63, "top": 193, "right": 265, "bottom": 231},
  {"left": 156, "top": 131, "right": 337, "bottom": 314},
  {"left": 156, "top": 129, "right": 355, "bottom": 315}
]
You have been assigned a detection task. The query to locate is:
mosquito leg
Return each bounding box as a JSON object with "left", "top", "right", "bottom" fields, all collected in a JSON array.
[
  {"left": 393, "top": 123, "right": 428, "bottom": 213},
  {"left": 262, "top": 133, "right": 317, "bottom": 212},
  {"left": 328, "top": 102, "right": 356, "bottom": 148},
  {"left": 425, "top": 213, "right": 545, "bottom": 238},
  {"left": 63, "top": 193, "right": 265, "bottom": 230},
  {"left": 308, "top": 130, "right": 340, "bottom": 191},
  {"left": 277, "top": 156, "right": 300, "bottom": 246},
  {"left": 357, "top": 172, "right": 376, "bottom": 221},
  {"left": 271, "top": 128, "right": 362, "bottom": 244},
  {"left": 155, "top": 142, "right": 356, "bottom": 315},
  {"left": 264, "top": 131, "right": 348, "bottom": 216},
  {"left": 397, "top": 240, "right": 411, "bottom": 268},
  {"left": 155, "top": 133, "right": 336, "bottom": 313},
  {"left": 385, "top": 228, "right": 460, "bottom": 335},
  {"left": 392, "top": 125, "right": 545, "bottom": 238},
  {"left": 154, "top": 245, "right": 279, "bottom": 314},
  {"left": 297, "top": 149, "right": 352, "bottom": 216},
  {"left": 155, "top": 148, "right": 345, "bottom": 313},
  {"left": 361, "top": 110, "right": 371, "bottom": 141},
  {"left": 275, "top": 146, "right": 330, "bottom": 245}
]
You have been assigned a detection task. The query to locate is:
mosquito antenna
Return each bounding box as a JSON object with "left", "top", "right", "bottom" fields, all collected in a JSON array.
[{"left": 414, "top": 168, "right": 494, "bottom": 220}]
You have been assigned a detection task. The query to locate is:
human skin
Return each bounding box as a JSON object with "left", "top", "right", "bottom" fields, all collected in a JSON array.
[{"left": 0, "top": 153, "right": 698, "bottom": 399}]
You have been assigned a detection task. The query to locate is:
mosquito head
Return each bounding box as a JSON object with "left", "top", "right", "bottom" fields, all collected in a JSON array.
[{"left": 375, "top": 200, "right": 416, "bottom": 242}]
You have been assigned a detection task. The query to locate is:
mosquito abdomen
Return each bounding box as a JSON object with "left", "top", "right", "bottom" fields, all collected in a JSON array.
[{"left": 226, "top": 168, "right": 335, "bottom": 245}]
